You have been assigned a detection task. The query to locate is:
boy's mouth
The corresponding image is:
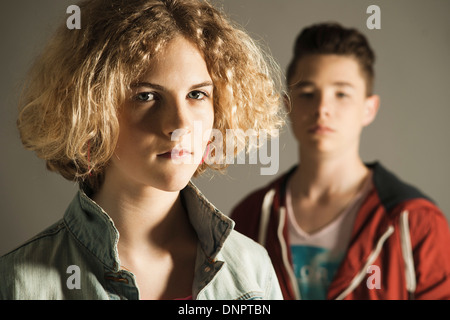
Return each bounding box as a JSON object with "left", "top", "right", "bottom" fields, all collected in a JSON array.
[{"left": 308, "top": 124, "right": 335, "bottom": 134}]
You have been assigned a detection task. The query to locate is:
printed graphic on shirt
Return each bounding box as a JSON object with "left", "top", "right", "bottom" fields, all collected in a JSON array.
[{"left": 291, "top": 245, "right": 344, "bottom": 300}]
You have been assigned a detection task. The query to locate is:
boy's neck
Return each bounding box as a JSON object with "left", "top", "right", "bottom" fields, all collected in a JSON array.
[{"left": 292, "top": 148, "right": 369, "bottom": 201}]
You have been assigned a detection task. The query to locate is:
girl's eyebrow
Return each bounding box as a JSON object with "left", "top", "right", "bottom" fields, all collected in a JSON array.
[
  {"left": 130, "top": 81, "right": 213, "bottom": 91},
  {"left": 190, "top": 81, "right": 214, "bottom": 90}
]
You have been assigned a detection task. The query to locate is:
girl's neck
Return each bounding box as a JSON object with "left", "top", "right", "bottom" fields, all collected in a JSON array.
[{"left": 91, "top": 172, "right": 192, "bottom": 254}]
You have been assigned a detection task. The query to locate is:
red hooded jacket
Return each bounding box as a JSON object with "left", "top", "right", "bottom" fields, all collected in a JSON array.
[{"left": 231, "top": 162, "right": 450, "bottom": 300}]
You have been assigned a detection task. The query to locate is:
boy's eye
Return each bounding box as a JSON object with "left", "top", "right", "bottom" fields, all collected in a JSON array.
[
  {"left": 299, "top": 92, "right": 314, "bottom": 99},
  {"left": 135, "top": 92, "right": 157, "bottom": 102},
  {"left": 187, "top": 90, "right": 207, "bottom": 100},
  {"left": 336, "top": 92, "right": 348, "bottom": 98}
]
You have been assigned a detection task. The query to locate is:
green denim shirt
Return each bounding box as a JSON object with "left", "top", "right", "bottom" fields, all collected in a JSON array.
[{"left": 0, "top": 182, "right": 282, "bottom": 300}]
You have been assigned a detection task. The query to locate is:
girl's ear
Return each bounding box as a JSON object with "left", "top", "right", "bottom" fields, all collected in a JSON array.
[{"left": 362, "top": 94, "right": 380, "bottom": 127}]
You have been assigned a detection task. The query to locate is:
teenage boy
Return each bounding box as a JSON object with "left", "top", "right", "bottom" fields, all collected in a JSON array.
[{"left": 231, "top": 23, "right": 450, "bottom": 300}]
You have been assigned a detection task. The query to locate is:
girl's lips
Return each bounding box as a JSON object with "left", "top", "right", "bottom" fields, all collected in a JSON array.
[{"left": 158, "top": 148, "right": 192, "bottom": 159}]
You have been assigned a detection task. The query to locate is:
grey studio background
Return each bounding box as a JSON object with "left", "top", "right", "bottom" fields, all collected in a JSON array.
[{"left": 1, "top": 0, "right": 449, "bottom": 256}]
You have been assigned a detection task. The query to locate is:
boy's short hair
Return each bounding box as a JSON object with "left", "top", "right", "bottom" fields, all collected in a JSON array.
[
  {"left": 17, "top": 0, "right": 284, "bottom": 190},
  {"left": 286, "top": 22, "right": 376, "bottom": 95}
]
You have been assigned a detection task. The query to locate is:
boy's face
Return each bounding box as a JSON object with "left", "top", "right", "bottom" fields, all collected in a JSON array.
[{"left": 287, "top": 54, "right": 379, "bottom": 157}]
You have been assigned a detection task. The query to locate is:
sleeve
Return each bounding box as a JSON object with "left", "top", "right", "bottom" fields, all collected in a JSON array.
[
  {"left": 0, "top": 256, "right": 15, "bottom": 299},
  {"left": 408, "top": 203, "right": 450, "bottom": 300}
]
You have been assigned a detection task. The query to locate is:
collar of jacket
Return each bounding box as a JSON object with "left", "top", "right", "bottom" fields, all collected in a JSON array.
[
  {"left": 63, "top": 181, "right": 234, "bottom": 273},
  {"left": 275, "top": 161, "right": 433, "bottom": 213}
]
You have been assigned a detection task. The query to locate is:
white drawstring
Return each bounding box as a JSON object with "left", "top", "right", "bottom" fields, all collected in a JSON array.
[{"left": 335, "top": 225, "right": 395, "bottom": 300}]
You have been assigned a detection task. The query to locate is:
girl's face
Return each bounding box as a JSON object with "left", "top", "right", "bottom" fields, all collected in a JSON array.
[{"left": 110, "top": 36, "right": 214, "bottom": 192}]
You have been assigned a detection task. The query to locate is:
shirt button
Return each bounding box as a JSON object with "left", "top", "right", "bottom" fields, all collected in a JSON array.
[{"left": 204, "top": 266, "right": 211, "bottom": 272}]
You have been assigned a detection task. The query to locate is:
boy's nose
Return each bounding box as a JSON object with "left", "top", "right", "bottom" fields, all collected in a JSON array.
[{"left": 315, "top": 94, "right": 330, "bottom": 118}]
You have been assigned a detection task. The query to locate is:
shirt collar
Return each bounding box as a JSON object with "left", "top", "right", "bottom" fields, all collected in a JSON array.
[
  {"left": 63, "top": 181, "right": 234, "bottom": 271},
  {"left": 182, "top": 181, "right": 234, "bottom": 260}
]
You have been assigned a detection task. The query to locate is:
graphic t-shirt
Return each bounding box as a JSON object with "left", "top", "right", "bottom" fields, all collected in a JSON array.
[{"left": 286, "top": 174, "right": 373, "bottom": 300}]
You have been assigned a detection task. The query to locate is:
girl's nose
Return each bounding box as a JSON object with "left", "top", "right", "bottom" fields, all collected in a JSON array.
[{"left": 161, "top": 98, "right": 192, "bottom": 139}]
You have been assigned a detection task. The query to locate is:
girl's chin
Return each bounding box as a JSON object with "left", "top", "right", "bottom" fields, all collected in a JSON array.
[
  {"left": 149, "top": 167, "right": 199, "bottom": 191},
  {"left": 154, "top": 181, "right": 191, "bottom": 193}
]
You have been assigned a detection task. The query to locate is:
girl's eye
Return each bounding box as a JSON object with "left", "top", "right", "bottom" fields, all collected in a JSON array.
[
  {"left": 187, "top": 90, "right": 207, "bottom": 100},
  {"left": 135, "top": 92, "right": 157, "bottom": 102}
]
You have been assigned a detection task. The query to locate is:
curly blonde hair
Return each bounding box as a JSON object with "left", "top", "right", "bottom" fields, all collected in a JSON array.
[{"left": 17, "top": 0, "right": 284, "bottom": 190}]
